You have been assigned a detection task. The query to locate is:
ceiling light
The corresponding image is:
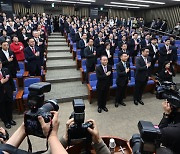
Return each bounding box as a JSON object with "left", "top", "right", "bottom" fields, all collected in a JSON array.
[
  {"left": 171, "top": 0, "right": 180, "bottom": 1},
  {"left": 111, "top": 2, "right": 149, "bottom": 7},
  {"left": 104, "top": 4, "right": 140, "bottom": 9},
  {"left": 61, "top": 1, "right": 91, "bottom": 4},
  {"left": 80, "top": 0, "right": 95, "bottom": 2},
  {"left": 125, "top": 0, "right": 165, "bottom": 5}
]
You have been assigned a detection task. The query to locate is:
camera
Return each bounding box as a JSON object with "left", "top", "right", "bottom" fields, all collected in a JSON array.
[
  {"left": 155, "top": 80, "right": 180, "bottom": 109},
  {"left": 130, "top": 121, "right": 161, "bottom": 154},
  {"left": 0, "top": 131, "right": 9, "bottom": 142},
  {"left": 68, "top": 99, "right": 92, "bottom": 145},
  {"left": 24, "top": 82, "right": 59, "bottom": 138}
]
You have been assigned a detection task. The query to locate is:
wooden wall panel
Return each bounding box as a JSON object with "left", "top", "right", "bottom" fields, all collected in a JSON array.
[{"left": 108, "top": 8, "right": 134, "bottom": 19}]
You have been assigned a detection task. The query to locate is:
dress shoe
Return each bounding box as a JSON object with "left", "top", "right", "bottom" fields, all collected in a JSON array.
[
  {"left": 134, "top": 100, "right": 138, "bottom": 105},
  {"left": 119, "top": 101, "right": 126, "bottom": 106},
  {"left": 9, "top": 120, "right": 16, "bottom": 126},
  {"left": 115, "top": 102, "right": 119, "bottom": 108},
  {"left": 4, "top": 123, "right": 11, "bottom": 129},
  {"left": 138, "top": 100, "right": 144, "bottom": 105},
  {"left": 98, "top": 108, "right": 102, "bottom": 113},
  {"left": 103, "top": 107, "right": 108, "bottom": 112}
]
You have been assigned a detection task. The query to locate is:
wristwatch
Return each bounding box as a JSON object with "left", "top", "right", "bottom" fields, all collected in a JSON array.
[{"left": 163, "top": 113, "right": 170, "bottom": 118}]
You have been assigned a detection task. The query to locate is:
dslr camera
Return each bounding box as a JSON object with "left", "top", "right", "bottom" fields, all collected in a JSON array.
[
  {"left": 156, "top": 80, "right": 180, "bottom": 110},
  {"left": 24, "top": 82, "right": 59, "bottom": 138},
  {"left": 130, "top": 121, "right": 161, "bottom": 154},
  {"left": 68, "top": 99, "right": 92, "bottom": 145}
]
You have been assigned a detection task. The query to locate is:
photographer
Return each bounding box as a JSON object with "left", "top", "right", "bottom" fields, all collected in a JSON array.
[
  {"left": 0, "top": 111, "right": 68, "bottom": 154},
  {"left": 60, "top": 118, "right": 111, "bottom": 154},
  {"left": 158, "top": 99, "right": 180, "bottom": 154}
]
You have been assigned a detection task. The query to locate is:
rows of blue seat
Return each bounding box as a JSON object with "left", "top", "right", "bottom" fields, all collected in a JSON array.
[{"left": 89, "top": 70, "right": 154, "bottom": 92}]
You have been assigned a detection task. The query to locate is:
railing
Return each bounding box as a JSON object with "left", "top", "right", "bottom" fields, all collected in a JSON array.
[{"left": 144, "top": 26, "right": 180, "bottom": 39}]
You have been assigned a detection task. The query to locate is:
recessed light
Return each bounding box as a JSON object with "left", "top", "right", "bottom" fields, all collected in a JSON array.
[
  {"left": 104, "top": 4, "right": 140, "bottom": 9},
  {"left": 125, "top": 0, "right": 165, "bottom": 5},
  {"left": 111, "top": 2, "right": 149, "bottom": 7}
]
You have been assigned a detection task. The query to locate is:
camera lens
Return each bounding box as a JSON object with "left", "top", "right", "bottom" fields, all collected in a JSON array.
[{"left": 40, "top": 100, "right": 59, "bottom": 112}]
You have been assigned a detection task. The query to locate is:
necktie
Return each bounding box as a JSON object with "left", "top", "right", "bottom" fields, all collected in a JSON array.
[
  {"left": 0, "top": 71, "right": 3, "bottom": 80},
  {"left": 123, "top": 62, "right": 126, "bottom": 69},
  {"left": 144, "top": 58, "right": 147, "bottom": 64},
  {"left": 104, "top": 66, "right": 107, "bottom": 73},
  {"left": 32, "top": 47, "right": 36, "bottom": 54}
]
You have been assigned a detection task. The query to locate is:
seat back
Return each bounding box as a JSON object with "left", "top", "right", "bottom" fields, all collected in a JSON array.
[
  {"left": 89, "top": 73, "right": 97, "bottom": 89},
  {"left": 113, "top": 71, "right": 117, "bottom": 79},
  {"left": 24, "top": 77, "right": 41, "bottom": 95},
  {"left": 114, "top": 58, "right": 119, "bottom": 64},
  {"left": 131, "top": 70, "right": 135, "bottom": 77},
  {"left": 158, "top": 43, "right": 164, "bottom": 49}
]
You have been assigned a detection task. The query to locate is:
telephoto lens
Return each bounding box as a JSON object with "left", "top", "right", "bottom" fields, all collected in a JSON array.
[{"left": 130, "top": 134, "right": 142, "bottom": 154}]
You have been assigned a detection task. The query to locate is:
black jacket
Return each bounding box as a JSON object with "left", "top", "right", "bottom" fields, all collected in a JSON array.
[
  {"left": 24, "top": 46, "right": 41, "bottom": 72},
  {"left": 116, "top": 61, "right": 131, "bottom": 87},
  {"left": 84, "top": 46, "right": 97, "bottom": 67},
  {"left": 159, "top": 112, "right": 180, "bottom": 154},
  {"left": 159, "top": 45, "right": 173, "bottom": 63},
  {"left": 94, "top": 37, "right": 105, "bottom": 57},
  {"left": 0, "top": 49, "right": 19, "bottom": 78},
  {"left": 79, "top": 39, "right": 87, "bottom": 58},
  {"left": 135, "top": 56, "right": 150, "bottom": 82},
  {"left": 96, "top": 65, "right": 113, "bottom": 90},
  {"left": 101, "top": 49, "right": 114, "bottom": 66},
  {"left": 0, "top": 67, "right": 15, "bottom": 95},
  {"left": 148, "top": 44, "right": 159, "bottom": 60}
]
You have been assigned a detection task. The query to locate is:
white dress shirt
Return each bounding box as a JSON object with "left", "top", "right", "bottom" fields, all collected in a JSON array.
[{"left": 2, "top": 49, "right": 9, "bottom": 59}]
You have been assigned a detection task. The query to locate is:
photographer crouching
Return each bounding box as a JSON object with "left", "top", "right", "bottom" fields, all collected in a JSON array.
[{"left": 158, "top": 95, "right": 180, "bottom": 154}]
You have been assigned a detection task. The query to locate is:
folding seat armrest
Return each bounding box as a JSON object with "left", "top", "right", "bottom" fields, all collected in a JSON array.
[
  {"left": 23, "top": 71, "right": 29, "bottom": 77},
  {"left": 16, "top": 89, "right": 24, "bottom": 100},
  {"left": 87, "top": 84, "right": 92, "bottom": 91}
]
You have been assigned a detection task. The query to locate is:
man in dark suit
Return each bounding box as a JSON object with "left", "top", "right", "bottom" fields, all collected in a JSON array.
[
  {"left": 87, "top": 27, "right": 94, "bottom": 40},
  {"left": 115, "top": 53, "right": 131, "bottom": 107},
  {"left": 128, "top": 33, "right": 140, "bottom": 64},
  {"left": 118, "top": 35, "right": 127, "bottom": 50},
  {"left": 148, "top": 37, "right": 159, "bottom": 75},
  {"left": 106, "top": 33, "right": 117, "bottom": 53},
  {"left": 79, "top": 33, "right": 88, "bottom": 58},
  {"left": 70, "top": 24, "right": 77, "bottom": 43},
  {"left": 101, "top": 42, "right": 114, "bottom": 66},
  {"left": 96, "top": 55, "right": 112, "bottom": 113},
  {"left": 158, "top": 39, "right": 173, "bottom": 72},
  {"left": 160, "top": 20, "right": 167, "bottom": 32},
  {"left": 134, "top": 47, "right": 151, "bottom": 105},
  {"left": 0, "top": 59, "right": 16, "bottom": 129},
  {"left": 94, "top": 32, "right": 105, "bottom": 58},
  {"left": 0, "top": 41, "right": 19, "bottom": 78},
  {"left": 75, "top": 27, "right": 83, "bottom": 49},
  {"left": 141, "top": 33, "right": 150, "bottom": 48},
  {"left": 118, "top": 43, "right": 130, "bottom": 60},
  {"left": 24, "top": 38, "right": 41, "bottom": 76},
  {"left": 84, "top": 39, "right": 97, "bottom": 83}
]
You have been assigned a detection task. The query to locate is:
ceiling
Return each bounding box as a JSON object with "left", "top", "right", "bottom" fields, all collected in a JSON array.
[{"left": 12, "top": 0, "right": 180, "bottom": 9}]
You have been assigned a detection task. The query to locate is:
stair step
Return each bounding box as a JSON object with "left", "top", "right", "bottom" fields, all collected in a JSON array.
[
  {"left": 47, "top": 59, "right": 76, "bottom": 70},
  {"left": 45, "top": 81, "right": 88, "bottom": 103},
  {"left": 48, "top": 35, "right": 65, "bottom": 38},
  {"left": 47, "top": 46, "right": 70, "bottom": 52},
  {"left": 47, "top": 52, "right": 72, "bottom": 60},
  {"left": 48, "top": 39, "right": 66, "bottom": 42},
  {"left": 46, "top": 69, "right": 81, "bottom": 83},
  {"left": 50, "top": 32, "right": 62, "bottom": 35},
  {"left": 48, "top": 42, "right": 67, "bottom": 46}
]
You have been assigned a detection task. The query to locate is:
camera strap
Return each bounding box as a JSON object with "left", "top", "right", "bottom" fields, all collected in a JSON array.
[
  {"left": 0, "top": 144, "right": 31, "bottom": 154},
  {"left": 27, "top": 120, "right": 53, "bottom": 154}
]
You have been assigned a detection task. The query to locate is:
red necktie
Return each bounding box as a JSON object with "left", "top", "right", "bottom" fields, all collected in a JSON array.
[
  {"left": 32, "top": 47, "right": 36, "bottom": 54},
  {"left": 0, "top": 71, "right": 3, "bottom": 80}
]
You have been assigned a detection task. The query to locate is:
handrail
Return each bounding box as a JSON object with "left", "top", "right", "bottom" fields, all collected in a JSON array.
[{"left": 144, "top": 26, "right": 180, "bottom": 39}]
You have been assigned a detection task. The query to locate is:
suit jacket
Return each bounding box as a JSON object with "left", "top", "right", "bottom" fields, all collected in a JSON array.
[
  {"left": 116, "top": 61, "right": 131, "bottom": 87},
  {"left": 75, "top": 32, "right": 83, "bottom": 48},
  {"left": 106, "top": 39, "right": 117, "bottom": 52},
  {"left": 128, "top": 39, "right": 140, "bottom": 55},
  {"left": 87, "top": 31, "right": 94, "bottom": 40},
  {"left": 101, "top": 49, "right": 114, "bottom": 65},
  {"left": 70, "top": 28, "right": 76, "bottom": 43},
  {"left": 0, "top": 67, "right": 15, "bottom": 96},
  {"left": 159, "top": 67, "right": 175, "bottom": 82},
  {"left": 159, "top": 45, "right": 173, "bottom": 63},
  {"left": 24, "top": 46, "right": 41, "bottom": 72},
  {"left": 0, "top": 49, "right": 19, "bottom": 78},
  {"left": 96, "top": 65, "right": 113, "bottom": 90},
  {"left": 84, "top": 46, "right": 97, "bottom": 67},
  {"left": 135, "top": 56, "right": 150, "bottom": 82},
  {"left": 79, "top": 39, "right": 87, "bottom": 58},
  {"left": 7, "top": 26, "right": 17, "bottom": 36},
  {"left": 148, "top": 44, "right": 159, "bottom": 61},
  {"left": 94, "top": 38, "right": 105, "bottom": 57},
  {"left": 141, "top": 39, "right": 150, "bottom": 48}
]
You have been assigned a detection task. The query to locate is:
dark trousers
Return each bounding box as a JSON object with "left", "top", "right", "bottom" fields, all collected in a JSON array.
[
  {"left": 86, "top": 64, "right": 95, "bottom": 83},
  {"left": 97, "top": 87, "right": 109, "bottom": 108},
  {"left": 149, "top": 58, "right": 158, "bottom": 75},
  {"left": 158, "top": 61, "right": 164, "bottom": 73},
  {"left": 132, "top": 50, "right": 138, "bottom": 64},
  {"left": 0, "top": 92, "right": 13, "bottom": 123},
  {"left": 134, "top": 80, "right": 147, "bottom": 101},
  {"left": 115, "top": 85, "right": 127, "bottom": 103},
  {"left": 29, "top": 65, "right": 41, "bottom": 76}
]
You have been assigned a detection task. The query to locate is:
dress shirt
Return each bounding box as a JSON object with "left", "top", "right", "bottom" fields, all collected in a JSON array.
[
  {"left": 2, "top": 49, "right": 9, "bottom": 59},
  {"left": 106, "top": 49, "right": 110, "bottom": 58}
]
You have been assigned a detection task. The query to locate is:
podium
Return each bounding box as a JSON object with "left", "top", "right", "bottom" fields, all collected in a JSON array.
[{"left": 67, "top": 136, "right": 132, "bottom": 154}]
